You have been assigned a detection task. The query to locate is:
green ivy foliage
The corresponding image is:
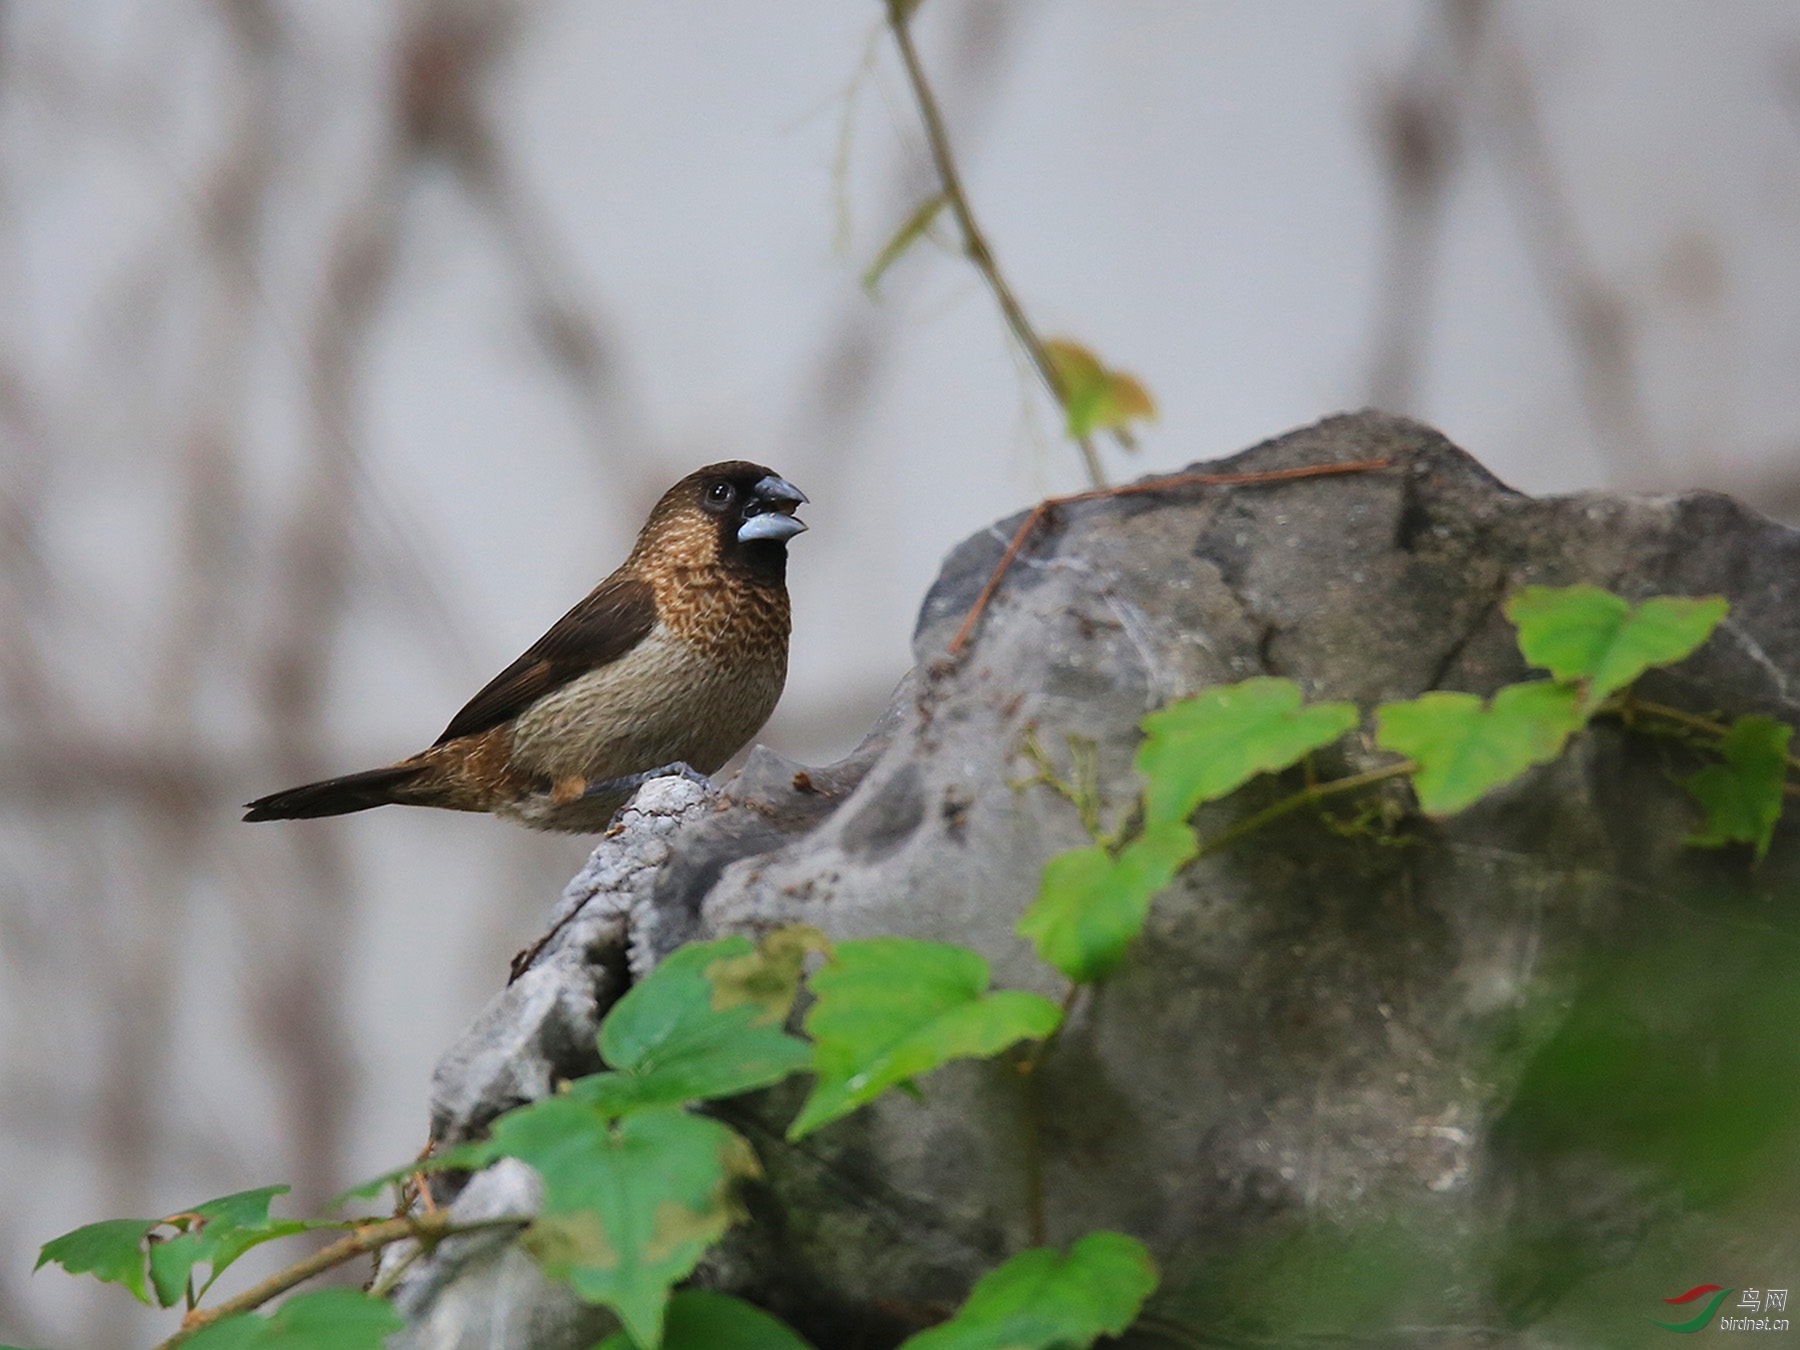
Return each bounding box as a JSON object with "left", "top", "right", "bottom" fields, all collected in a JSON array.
[
  {"left": 179, "top": 1290, "right": 400, "bottom": 1350},
  {"left": 34, "top": 1186, "right": 333, "bottom": 1310},
  {"left": 1018, "top": 822, "right": 1195, "bottom": 982},
  {"left": 1682, "top": 714, "right": 1793, "bottom": 858},
  {"left": 503, "top": 1100, "right": 756, "bottom": 1348},
  {"left": 574, "top": 931, "right": 818, "bottom": 1116},
  {"left": 594, "top": 1290, "right": 816, "bottom": 1350},
  {"left": 788, "top": 937, "right": 1063, "bottom": 1138},
  {"left": 894, "top": 1233, "right": 1157, "bottom": 1350},
  {"left": 1136, "top": 677, "right": 1358, "bottom": 826},
  {"left": 1019, "top": 583, "right": 1787, "bottom": 985},
  {"left": 35, "top": 925, "right": 1116, "bottom": 1349},
  {"left": 30, "top": 585, "right": 1789, "bottom": 1350},
  {"left": 1505, "top": 585, "right": 1727, "bottom": 710},
  {"left": 1375, "top": 681, "right": 1584, "bottom": 815}
]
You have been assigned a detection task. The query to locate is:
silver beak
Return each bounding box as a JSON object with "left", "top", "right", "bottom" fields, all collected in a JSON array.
[
  {"left": 737, "top": 474, "right": 809, "bottom": 543},
  {"left": 752, "top": 475, "right": 808, "bottom": 509}
]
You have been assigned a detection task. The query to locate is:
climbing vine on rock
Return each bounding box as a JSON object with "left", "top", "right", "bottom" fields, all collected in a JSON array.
[
  {"left": 1019, "top": 582, "right": 1791, "bottom": 989},
  {"left": 23, "top": 585, "right": 1789, "bottom": 1350},
  {"left": 28, "top": 927, "right": 1149, "bottom": 1350}
]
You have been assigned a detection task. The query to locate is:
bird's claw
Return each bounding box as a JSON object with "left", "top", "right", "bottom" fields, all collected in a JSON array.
[{"left": 579, "top": 761, "right": 713, "bottom": 799}]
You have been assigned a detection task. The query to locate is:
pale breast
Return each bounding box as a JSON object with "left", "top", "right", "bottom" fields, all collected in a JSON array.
[{"left": 506, "top": 621, "right": 788, "bottom": 784}]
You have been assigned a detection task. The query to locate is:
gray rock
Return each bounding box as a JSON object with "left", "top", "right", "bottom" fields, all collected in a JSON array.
[
  {"left": 429, "top": 776, "right": 716, "bottom": 1144},
  {"left": 399, "top": 412, "right": 1800, "bottom": 1350}
]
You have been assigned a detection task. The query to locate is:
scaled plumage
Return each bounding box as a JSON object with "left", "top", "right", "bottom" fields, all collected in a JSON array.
[{"left": 244, "top": 461, "right": 807, "bottom": 832}]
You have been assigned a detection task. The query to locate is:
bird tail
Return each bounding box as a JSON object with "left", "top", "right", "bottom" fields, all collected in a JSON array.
[{"left": 243, "top": 763, "right": 430, "bottom": 822}]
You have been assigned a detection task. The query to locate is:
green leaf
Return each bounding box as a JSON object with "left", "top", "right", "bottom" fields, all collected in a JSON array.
[
  {"left": 897, "top": 1231, "right": 1158, "bottom": 1350},
  {"left": 572, "top": 931, "right": 818, "bottom": 1117},
  {"left": 1137, "top": 678, "right": 1360, "bottom": 825},
  {"left": 1506, "top": 585, "right": 1728, "bottom": 708},
  {"left": 492, "top": 1098, "right": 755, "bottom": 1348},
  {"left": 178, "top": 1318, "right": 262, "bottom": 1350},
  {"left": 593, "top": 1289, "right": 816, "bottom": 1350},
  {"left": 146, "top": 1186, "right": 321, "bottom": 1307},
  {"left": 862, "top": 192, "right": 948, "bottom": 296},
  {"left": 35, "top": 1218, "right": 156, "bottom": 1302},
  {"left": 35, "top": 1195, "right": 329, "bottom": 1310},
  {"left": 1377, "top": 681, "right": 1585, "bottom": 815},
  {"left": 181, "top": 1289, "right": 402, "bottom": 1350},
  {"left": 1018, "top": 822, "right": 1197, "bottom": 983},
  {"left": 1684, "top": 714, "right": 1793, "bottom": 859},
  {"left": 36, "top": 1187, "right": 339, "bottom": 1311},
  {"left": 788, "top": 938, "right": 1062, "bottom": 1139},
  {"left": 1042, "top": 338, "right": 1157, "bottom": 440}
]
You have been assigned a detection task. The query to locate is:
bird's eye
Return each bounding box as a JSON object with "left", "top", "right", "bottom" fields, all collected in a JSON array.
[{"left": 705, "top": 481, "right": 735, "bottom": 511}]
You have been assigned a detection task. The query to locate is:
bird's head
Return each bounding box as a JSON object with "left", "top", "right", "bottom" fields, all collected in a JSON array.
[{"left": 633, "top": 460, "right": 809, "bottom": 580}]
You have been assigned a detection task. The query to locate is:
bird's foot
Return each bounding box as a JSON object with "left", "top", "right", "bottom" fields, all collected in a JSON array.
[{"left": 579, "top": 761, "right": 714, "bottom": 799}]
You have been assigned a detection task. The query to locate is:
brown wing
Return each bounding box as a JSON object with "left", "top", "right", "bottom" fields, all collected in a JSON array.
[{"left": 434, "top": 575, "right": 658, "bottom": 745}]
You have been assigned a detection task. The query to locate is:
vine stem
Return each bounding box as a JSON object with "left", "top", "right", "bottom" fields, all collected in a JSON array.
[
  {"left": 1018, "top": 981, "right": 1083, "bottom": 1248},
  {"left": 882, "top": 0, "right": 1104, "bottom": 487},
  {"left": 947, "top": 457, "right": 1393, "bottom": 656},
  {"left": 888, "top": 0, "right": 1398, "bottom": 656},
  {"left": 1613, "top": 693, "right": 1800, "bottom": 789},
  {"left": 1194, "top": 760, "right": 1418, "bottom": 859},
  {"left": 152, "top": 1214, "right": 524, "bottom": 1350},
  {"left": 1008, "top": 756, "right": 1412, "bottom": 1246}
]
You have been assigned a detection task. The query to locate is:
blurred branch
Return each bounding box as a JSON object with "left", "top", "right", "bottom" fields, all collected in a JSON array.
[
  {"left": 151, "top": 0, "right": 277, "bottom": 721},
  {"left": 883, "top": 0, "right": 1105, "bottom": 487},
  {"left": 0, "top": 361, "right": 56, "bottom": 729},
  {"left": 0, "top": 1070, "right": 242, "bottom": 1179},
  {"left": 0, "top": 0, "right": 636, "bottom": 1340},
  {"left": 1776, "top": 45, "right": 1800, "bottom": 143},
  {"left": 155, "top": 1213, "right": 529, "bottom": 1350},
  {"left": 246, "top": 142, "right": 407, "bottom": 1209},
  {"left": 1366, "top": 0, "right": 1488, "bottom": 412},
  {"left": 787, "top": 0, "right": 1025, "bottom": 502},
  {"left": 397, "top": 0, "right": 654, "bottom": 476},
  {"left": 0, "top": 743, "right": 235, "bottom": 803},
  {"left": 1477, "top": 18, "right": 1659, "bottom": 483},
  {"left": 1367, "top": 0, "right": 1661, "bottom": 484}
]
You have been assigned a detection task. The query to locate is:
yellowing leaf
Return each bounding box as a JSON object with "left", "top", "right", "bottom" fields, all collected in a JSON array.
[
  {"left": 573, "top": 933, "right": 815, "bottom": 1118},
  {"left": 1102, "top": 370, "right": 1155, "bottom": 421},
  {"left": 492, "top": 1098, "right": 757, "bottom": 1348},
  {"left": 1043, "top": 338, "right": 1158, "bottom": 439},
  {"left": 862, "top": 193, "right": 948, "bottom": 296},
  {"left": 705, "top": 924, "right": 830, "bottom": 1021}
]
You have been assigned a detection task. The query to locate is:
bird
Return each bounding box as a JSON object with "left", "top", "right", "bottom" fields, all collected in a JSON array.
[{"left": 244, "top": 461, "right": 807, "bottom": 833}]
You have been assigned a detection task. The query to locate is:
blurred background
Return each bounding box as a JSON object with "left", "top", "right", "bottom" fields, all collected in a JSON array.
[{"left": 2, "top": 0, "right": 1799, "bottom": 1344}]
